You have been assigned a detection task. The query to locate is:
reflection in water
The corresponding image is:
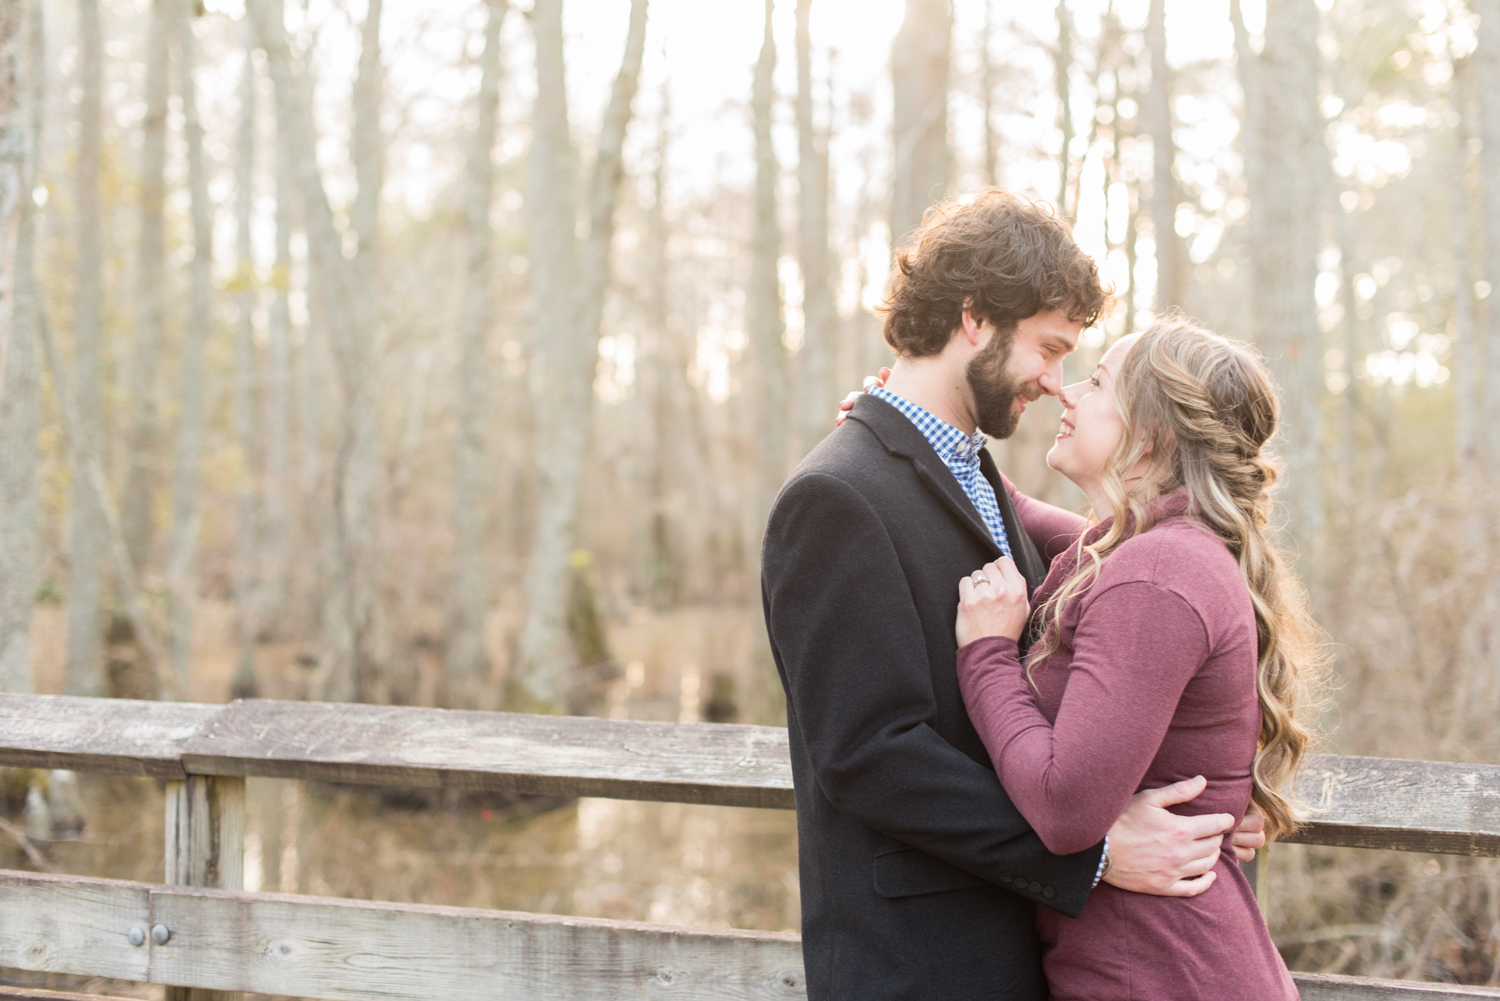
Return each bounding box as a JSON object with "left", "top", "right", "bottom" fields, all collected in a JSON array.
[{"left": 575, "top": 797, "right": 798, "bottom": 929}]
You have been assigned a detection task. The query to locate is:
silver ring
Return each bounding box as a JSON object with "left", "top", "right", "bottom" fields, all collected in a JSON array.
[{"left": 971, "top": 571, "right": 990, "bottom": 586}]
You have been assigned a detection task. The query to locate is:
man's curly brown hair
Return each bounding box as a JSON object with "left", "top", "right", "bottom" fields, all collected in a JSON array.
[{"left": 879, "top": 190, "right": 1110, "bottom": 357}]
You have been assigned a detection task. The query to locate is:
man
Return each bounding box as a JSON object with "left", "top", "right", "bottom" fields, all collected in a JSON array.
[{"left": 761, "top": 191, "right": 1263, "bottom": 1001}]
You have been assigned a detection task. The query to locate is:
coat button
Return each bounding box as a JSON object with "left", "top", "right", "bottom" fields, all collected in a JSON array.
[
  {"left": 1043, "top": 886, "right": 1056, "bottom": 899},
  {"left": 1000, "top": 872, "right": 1013, "bottom": 883},
  {"left": 1028, "top": 881, "right": 1043, "bottom": 895}
]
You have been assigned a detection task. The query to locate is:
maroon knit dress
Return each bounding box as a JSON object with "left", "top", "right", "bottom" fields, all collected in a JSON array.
[{"left": 958, "top": 487, "right": 1298, "bottom": 1001}]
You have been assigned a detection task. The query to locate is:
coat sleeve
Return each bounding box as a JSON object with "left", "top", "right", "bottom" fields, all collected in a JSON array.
[{"left": 761, "top": 470, "right": 1103, "bottom": 917}]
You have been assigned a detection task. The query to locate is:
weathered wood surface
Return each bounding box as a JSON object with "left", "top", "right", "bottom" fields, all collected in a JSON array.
[
  {"left": 0, "top": 695, "right": 213, "bottom": 779},
  {"left": 180, "top": 699, "right": 797, "bottom": 809},
  {"left": 6, "top": 871, "right": 1500, "bottom": 1001},
  {"left": 164, "top": 777, "right": 245, "bottom": 891},
  {"left": 1287, "top": 756, "right": 1500, "bottom": 857},
  {"left": 1294, "top": 972, "right": 1500, "bottom": 999},
  {"left": 0, "top": 872, "right": 150, "bottom": 982},
  {"left": 0, "top": 986, "right": 131, "bottom": 1001},
  {"left": 0, "top": 870, "right": 805, "bottom": 1001},
  {"left": 2, "top": 695, "right": 1499, "bottom": 854},
  {"left": 163, "top": 776, "right": 245, "bottom": 1001}
]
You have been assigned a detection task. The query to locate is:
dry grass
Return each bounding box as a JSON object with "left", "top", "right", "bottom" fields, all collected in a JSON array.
[{"left": 1260, "top": 472, "right": 1500, "bottom": 986}]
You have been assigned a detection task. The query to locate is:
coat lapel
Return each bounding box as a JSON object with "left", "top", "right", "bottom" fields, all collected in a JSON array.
[{"left": 846, "top": 395, "right": 1002, "bottom": 558}]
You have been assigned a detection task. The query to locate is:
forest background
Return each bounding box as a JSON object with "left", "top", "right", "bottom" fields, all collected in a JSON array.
[{"left": 0, "top": 0, "right": 1499, "bottom": 989}]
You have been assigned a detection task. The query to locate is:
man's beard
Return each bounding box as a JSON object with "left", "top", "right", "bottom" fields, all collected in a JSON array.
[{"left": 965, "top": 326, "right": 1030, "bottom": 439}]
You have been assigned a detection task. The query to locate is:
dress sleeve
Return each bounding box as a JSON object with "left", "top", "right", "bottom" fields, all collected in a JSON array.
[
  {"left": 1002, "top": 473, "right": 1086, "bottom": 563},
  {"left": 954, "top": 581, "right": 1210, "bottom": 856}
]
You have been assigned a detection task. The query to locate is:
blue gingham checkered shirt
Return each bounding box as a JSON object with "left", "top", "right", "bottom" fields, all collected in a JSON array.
[{"left": 868, "top": 386, "right": 1012, "bottom": 559}]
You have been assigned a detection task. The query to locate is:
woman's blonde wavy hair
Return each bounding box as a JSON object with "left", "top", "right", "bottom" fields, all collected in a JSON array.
[{"left": 1030, "top": 314, "right": 1328, "bottom": 840}]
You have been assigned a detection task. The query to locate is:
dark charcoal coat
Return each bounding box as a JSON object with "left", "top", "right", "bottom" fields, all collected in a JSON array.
[{"left": 761, "top": 394, "right": 1104, "bottom": 1001}]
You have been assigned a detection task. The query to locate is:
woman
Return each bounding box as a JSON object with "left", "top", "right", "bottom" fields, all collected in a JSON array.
[{"left": 953, "top": 318, "right": 1325, "bottom": 999}]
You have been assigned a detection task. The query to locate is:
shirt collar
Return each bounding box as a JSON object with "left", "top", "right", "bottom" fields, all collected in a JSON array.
[{"left": 868, "top": 386, "right": 988, "bottom": 466}]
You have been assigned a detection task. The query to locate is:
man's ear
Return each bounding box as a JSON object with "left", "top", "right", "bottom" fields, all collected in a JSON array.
[{"left": 960, "top": 309, "right": 985, "bottom": 346}]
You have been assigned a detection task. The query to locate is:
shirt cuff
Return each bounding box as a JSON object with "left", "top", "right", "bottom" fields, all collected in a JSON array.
[{"left": 1093, "top": 834, "right": 1110, "bottom": 888}]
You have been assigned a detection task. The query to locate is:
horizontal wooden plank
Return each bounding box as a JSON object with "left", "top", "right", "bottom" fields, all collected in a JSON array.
[
  {"left": 1294, "top": 972, "right": 1500, "bottom": 999},
  {"left": 181, "top": 699, "right": 797, "bottom": 810},
  {"left": 1287, "top": 756, "right": 1500, "bottom": 857},
  {"left": 10, "top": 871, "right": 1500, "bottom": 1001},
  {"left": 149, "top": 885, "right": 805, "bottom": 1001},
  {"left": 2, "top": 870, "right": 804, "bottom": 1001},
  {"left": 0, "top": 872, "right": 151, "bottom": 983},
  {"left": 2, "top": 695, "right": 1499, "bottom": 854},
  {"left": 0, "top": 695, "right": 215, "bottom": 779},
  {"left": 0, "top": 985, "right": 132, "bottom": 1001}
]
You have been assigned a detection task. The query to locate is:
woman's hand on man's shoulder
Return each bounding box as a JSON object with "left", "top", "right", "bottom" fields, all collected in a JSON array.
[{"left": 834, "top": 368, "right": 892, "bottom": 427}]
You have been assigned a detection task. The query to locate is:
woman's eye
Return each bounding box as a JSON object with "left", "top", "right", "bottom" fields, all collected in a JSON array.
[{"left": 1089, "top": 375, "right": 1101, "bottom": 388}]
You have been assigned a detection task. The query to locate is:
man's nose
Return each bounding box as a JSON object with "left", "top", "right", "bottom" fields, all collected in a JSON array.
[{"left": 1040, "top": 358, "right": 1066, "bottom": 396}]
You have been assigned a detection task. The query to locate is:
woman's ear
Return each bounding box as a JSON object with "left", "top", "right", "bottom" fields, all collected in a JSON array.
[{"left": 1138, "top": 430, "right": 1165, "bottom": 458}]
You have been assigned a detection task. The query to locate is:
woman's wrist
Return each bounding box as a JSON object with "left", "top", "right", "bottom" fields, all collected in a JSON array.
[
  {"left": 957, "top": 634, "right": 1021, "bottom": 656},
  {"left": 955, "top": 635, "right": 1023, "bottom": 685}
]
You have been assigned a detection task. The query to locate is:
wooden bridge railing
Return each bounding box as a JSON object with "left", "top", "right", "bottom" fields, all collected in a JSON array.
[{"left": 0, "top": 693, "right": 1497, "bottom": 1001}]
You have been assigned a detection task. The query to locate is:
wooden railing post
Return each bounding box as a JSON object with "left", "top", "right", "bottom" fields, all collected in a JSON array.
[
  {"left": 1242, "top": 845, "right": 1270, "bottom": 920},
  {"left": 163, "top": 775, "right": 245, "bottom": 1001}
]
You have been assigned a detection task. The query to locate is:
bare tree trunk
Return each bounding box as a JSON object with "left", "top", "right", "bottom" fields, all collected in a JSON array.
[
  {"left": 641, "top": 102, "right": 685, "bottom": 607},
  {"left": 1478, "top": 0, "right": 1500, "bottom": 474},
  {"left": 576, "top": 2, "right": 647, "bottom": 426},
  {"left": 64, "top": 0, "right": 106, "bottom": 697},
  {"left": 1107, "top": 53, "right": 1139, "bottom": 332},
  {"left": 1450, "top": 57, "right": 1478, "bottom": 472},
  {"left": 269, "top": 64, "right": 307, "bottom": 640},
  {"left": 167, "top": 0, "right": 214, "bottom": 699},
  {"left": 1249, "top": 0, "right": 1323, "bottom": 547},
  {"left": 40, "top": 285, "right": 174, "bottom": 697},
  {"left": 516, "top": 0, "right": 649, "bottom": 709},
  {"left": 353, "top": 0, "right": 382, "bottom": 268},
  {"left": 0, "top": 0, "right": 40, "bottom": 693},
  {"left": 516, "top": 0, "right": 582, "bottom": 707},
  {"left": 0, "top": 0, "right": 23, "bottom": 366},
  {"left": 264, "top": 73, "right": 292, "bottom": 631},
  {"left": 250, "top": 0, "right": 382, "bottom": 703},
  {"left": 1053, "top": 0, "right": 1074, "bottom": 213},
  {"left": 231, "top": 18, "right": 259, "bottom": 699},
  {"left": 329, "top": 0, "right": 388, "bottom": 704},
  {"left": 446, "top": 0, "right": 508, "bottom": 707},
  {"left": 119, "top": 0, "right": 174, "bottom": 572},
  {"left": 22, "top": 11, "right": 172, "bottom": 695},
  {"left": 1146, "top": 0, "right": 1182, "bottom": 311},
  {"left": 890, "top": 0, "right": 951, "bottom": 244},
  {"left": 796, "top": 0, "right": 835, "bottom": 457},
  {"left": 1231, "top": 0, "right": 1263, "bottom": 336},
  {"left": 981, "top": 0, "right": 998, "bottom": 188},
  {"left": 1335, "top": 209, "right": 1362, "bottom": 498},
  {"left": 749, "top": 0, "right": 787, "bottom": 528}
]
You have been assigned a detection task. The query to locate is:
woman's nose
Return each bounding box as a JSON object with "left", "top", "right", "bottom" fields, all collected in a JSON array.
[{"left": 1058, "top": 380, "right": 1086, "bottom": 409}]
